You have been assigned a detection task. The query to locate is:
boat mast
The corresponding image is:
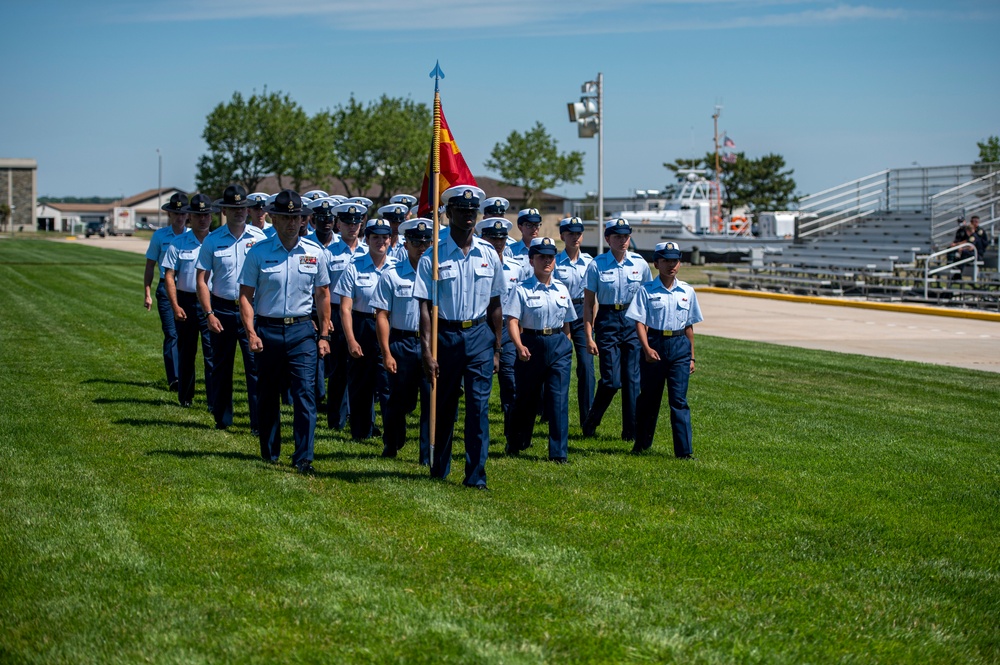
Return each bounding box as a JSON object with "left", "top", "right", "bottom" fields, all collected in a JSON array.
[{"left": 712, "top": 105, "right": 722, "bottom": 233}]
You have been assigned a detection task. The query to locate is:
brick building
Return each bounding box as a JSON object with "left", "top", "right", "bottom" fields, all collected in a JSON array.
[{"left": 0, "top": 159, "right": 38, "bottom": 233}]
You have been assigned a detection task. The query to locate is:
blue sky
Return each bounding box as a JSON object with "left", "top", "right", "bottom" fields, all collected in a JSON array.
[{"left": 2, "top": 0, "right": 997, "bottom": 200}]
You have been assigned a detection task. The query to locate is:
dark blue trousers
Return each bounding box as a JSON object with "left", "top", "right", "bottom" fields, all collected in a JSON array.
[
  {"left": 175, "top": 290, "right": 215, "bottom": 408},
  {"left": 587, "top": 308, "right": 640, "bottom": 440},
  {"left": 346, "top": 313, "right": 387, "bottom": 440},
  {"left": 326, "top": 315, "right": 350, "bottom": 430},
  {"left": 256, "top": 320, "right": 317, "bottom": 466},
  {"left": 431, "top": 322, "right": 493, "bottom": 487},
  {"left": 509, "top": 332, "right": 572, "bottom": 459},
  {"left": 208, "top": 298, "right": 258, "bottom": 431},
  {"left": 568, "top": 301, "right": 595, "bottom": 425},
  {"left": 635, "top": 333, "right": 693, "bottom": 456},
  {"left": 498, "top": 322, "right": 516, "bottom": 441},
  {"left": 384, "top": 331, "right": 430, "bottom": 465},
  {"left": 155, "top": 279, "right": 179, "bottom": 387}
]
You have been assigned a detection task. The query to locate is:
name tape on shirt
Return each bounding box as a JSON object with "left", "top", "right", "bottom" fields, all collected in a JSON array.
[{"left": 300, "top": 255, "right": 317, "bottom": 265}]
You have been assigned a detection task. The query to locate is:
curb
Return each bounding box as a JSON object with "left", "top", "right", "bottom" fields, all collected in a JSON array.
[{"left": 695, "top": 287, "right": 1000, "bottom": 323}]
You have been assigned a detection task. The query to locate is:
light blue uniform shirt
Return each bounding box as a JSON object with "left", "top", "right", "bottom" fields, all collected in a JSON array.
[
  {"left": 388, "top": 240, "right": 408, "bottom": 264},
  {"left": 370, "top": 259, "right": 420, "bottom": 332},
  {"left": 195, "top": 224, "right": 266, "bottom": 301},
  {"left": 554, "top": 250, "right": 593, "bottom": 300},
  {"left": 146, "top": 226, "right": 190, "bottom": 279},
  {"left": 238, "top": 235, "right": 331, "bottom": 318},
  {"left": 412, "top": 234, "right": 505, "bottom": 321},
  {"left": 500, "top": 257, "right": 525, "bottom": 311},
  {"left": 161, "top": 232, "right": 205, "bottom": 294},
  {"left": 507, "top": 277, "right": 578, "bottom": 330},
  {"left": 304, "top": 230, "right": 340, "bottom": 251},
  {"left": 626, "top": 278, "right": 703, "bottom": 331},
  {"left": 584, "top": 251, "right": 652, "bottom": 306},
  {"left": 506, "top": 239, "right": 529, "bottom": 259},
  {"left": 333, "top": 253, "right": 395, "bottom": 313},
  {"left": 264, "top": 225, "right": 278, "bottom": 239},
  {"left": 325, "top": 240, "right": 369, "bottom": 305}
]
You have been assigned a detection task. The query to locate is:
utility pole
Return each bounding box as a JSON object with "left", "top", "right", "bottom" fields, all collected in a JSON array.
[{"left": 157, "top": 148, "right": 163, "bottom": 227}]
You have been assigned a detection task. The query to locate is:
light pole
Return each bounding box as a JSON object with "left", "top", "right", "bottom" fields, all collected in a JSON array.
[
  {"left": 568, "top": 73, "right": 603, "bottom": 254},
  {"left": 156, "top": 148, "right": 162, "bottom": 227}
]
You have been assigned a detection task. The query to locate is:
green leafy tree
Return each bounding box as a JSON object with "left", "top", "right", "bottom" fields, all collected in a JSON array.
[
  {"left": 485, "top": 122, "right": 585, "bottom": 209},
  {"left": 196, "top": 90, "right": 309, "bottom": 198},
  {"left": 976, "top": 135, "right": 1000, "bottom": 164},
  {"left": 663, "top": 151, "right": 797, "bottom": 214}
]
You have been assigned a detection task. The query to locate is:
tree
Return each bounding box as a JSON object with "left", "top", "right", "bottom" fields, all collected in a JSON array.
[
  {"left": 196, "top": 90, "right": 307, "bottom": 198},
  {"left": 663, "top": 151, "right": 797, "bottom": 214},
  {"left": 485, "top": 122, "right": 584, "bottom": 208},
  {"left": 0, "top": 202, "right": 10, "bottom": 233},
  {"left": 976, "top": 135, "right": 1000, "bottom": 164}
]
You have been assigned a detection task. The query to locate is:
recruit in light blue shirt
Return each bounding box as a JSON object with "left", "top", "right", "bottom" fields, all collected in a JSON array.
[
  {"left": 554, "top": 250, "right": 593, "bottom": 300},
  {"left": 146, "top": 226, "right": 190, "bottom": 280},
  {"left": 370, "top": 259, "right": 420, "bottom": 332},
  {"left": 500, "top": 258, "right": 524, "bottom": 311},
  {"left": 303, "top": 230, "right": 341, "bottom": 250},
  {"left": 238, "top": 235, "right": 331, "bottom": 318},
  {"left": 506, "top": 238, "right": 529, "bottom": 258},
  {"left": 625, "top": 278, "right": 703, "bottom": 331},
  {"left": 506, "top": 277, "right": 578, "bottom": 330},
  {"left": 412, "top": 235, "right": 505, "bottom": 321},
  {"left": 584, "top": 251, "right": 652, "bottom": 306},
  {"left": 161, "top": 232, "right": 205, "bottom": 294},
  {"left": 195, "top": 224, "right": 267, "bottom": 301},
  {"left": 325, "top": 240, "right": 369, "bottom": 305},
  {"left": 333, "top": 253, "right": 395, "bottom": 313}
]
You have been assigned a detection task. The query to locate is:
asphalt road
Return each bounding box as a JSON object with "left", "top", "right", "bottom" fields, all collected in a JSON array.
[{"left": 63, "top": 236, "right": 1000, "bottom": 373}]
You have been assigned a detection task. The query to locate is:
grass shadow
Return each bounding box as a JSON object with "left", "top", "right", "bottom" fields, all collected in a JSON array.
[
  {"left": 82, "top": 377, "right": 165, "bottom": 389},
  {"left": 147, "top": 449, "right": 260, "bottom": 461},
  {"left": 94, "top": 397, "right": 175, "bottom": 406},
  {"left": 115, "top": 418, "right": 213, "bottom": 430}
]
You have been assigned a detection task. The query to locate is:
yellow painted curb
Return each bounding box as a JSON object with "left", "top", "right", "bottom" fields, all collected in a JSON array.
[
  {"left": 696, "top": 286, "right": 1000, "bottom": 322},
  {"left": 64, "top": 236, "right": 77, "bottom": 241}
]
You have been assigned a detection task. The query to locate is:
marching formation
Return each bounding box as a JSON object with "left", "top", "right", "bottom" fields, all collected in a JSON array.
[{"left": 143, "top": 183, "right": 703, "bottom": 489}]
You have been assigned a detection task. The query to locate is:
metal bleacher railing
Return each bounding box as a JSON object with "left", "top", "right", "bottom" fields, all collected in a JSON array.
[
  {"left": 928, "top": 167, "right": 1000, "bottom": 249},
  {"left": 796, "top": 164, "right": 998, "bottom": 240}
]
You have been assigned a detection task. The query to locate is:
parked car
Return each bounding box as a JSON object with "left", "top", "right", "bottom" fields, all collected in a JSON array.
[
  {"left": 135, "top": 221, "right": 155, "bottom": 231},
  {"left": 85, "top": 221, "right": 107, "bottom": 238}
]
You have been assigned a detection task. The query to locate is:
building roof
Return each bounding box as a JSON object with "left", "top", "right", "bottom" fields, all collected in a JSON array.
[{"left": 43, "top": 202, "right": 114, "bottom": 213}]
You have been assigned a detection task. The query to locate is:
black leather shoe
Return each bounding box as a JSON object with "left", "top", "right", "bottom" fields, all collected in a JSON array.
[
  {"left": 250, "top": 428, "right": 260, "bottom": 437},
  {"left": 581, "top": 418, "right": 597, "bottom": 438},
  {"left": 168, "top": 381, "right": 179, "bottom": 392},
  {"left": 468, "top": 484, "right": 488, "bottom": 491},
  {"left": 380, "top": 445, "right": 397, "bottom": 458},
  {"left": 215, "top": 422, "right": 228, "bottom": 431},
  {"left": 549, "top": 457, "right": 568, "bottom": 464},
  {"left": 677, "top": 454, "right": 697, "bottom": 460},
  {"left": 179, "top": 400, "right": 192, "bottom": 408},
  {"left": 504, "top": 443, "right": 520, "bottom": 456},
  {"left": 264, "top": 457, "right": 280, "bottom": 465},
  {"left": 296, "top": 462, "right": 316, "bottom": 475}
]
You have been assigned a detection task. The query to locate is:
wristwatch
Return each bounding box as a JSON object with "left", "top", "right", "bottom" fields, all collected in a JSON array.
[{"left": 319, "top": 334, "right": 332, "bottom": 342}]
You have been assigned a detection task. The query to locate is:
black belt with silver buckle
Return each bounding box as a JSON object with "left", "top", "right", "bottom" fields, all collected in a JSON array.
[
  {"left": 571, "top": 298, "right": 584, "bottom": 304},
  {"left": 210, "top": 294, "right": 240, "bottom": 309},
  {"left": 390, "top": 328, "right": 420, "bottom": 338},
  {"left": 649, "top": 328, "right": 685, "bottom": 337},
  {"left": 607, "top": 303, "right": 630, "bottom": 311},
  {"left": 522, "top": 327, "right": 559, "bottom": 336},
  {"left": 257, "top": 315, "right": 312, "bottom": 326},
  {"left": 439, "top": 316, "right": 486, "bottom": 331}
]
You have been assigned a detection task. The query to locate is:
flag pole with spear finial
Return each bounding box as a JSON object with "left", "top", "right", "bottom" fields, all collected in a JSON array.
[{"left": 428, "top": 60, "right": 444, "bottom": 471}]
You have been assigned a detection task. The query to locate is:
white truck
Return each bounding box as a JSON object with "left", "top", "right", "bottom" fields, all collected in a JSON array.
[{"left": 109, "top": 207, "right": 135, "bottom": 236}]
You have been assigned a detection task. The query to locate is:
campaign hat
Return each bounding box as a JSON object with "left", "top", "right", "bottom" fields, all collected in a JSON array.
[
  {"left": 161, "top": 192, "right": 189, "bottom": 213},
  {"left": 181, "top": 193, "right": 220, "bottom": 214},
  {"left": 214, "top": 184, "right": 253, "bottom": 208},
  {"left": 263, "top": 189, "right": 311, "bottom": 216}
]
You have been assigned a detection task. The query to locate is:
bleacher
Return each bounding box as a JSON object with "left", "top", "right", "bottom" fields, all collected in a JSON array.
[{"left": 709, "top": 166, "right": 1000, "bottom": 310}]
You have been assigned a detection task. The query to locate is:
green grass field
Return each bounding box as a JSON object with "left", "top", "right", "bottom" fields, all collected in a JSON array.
[{"left": 1, "top": 239, "right": 997, "bottom": 664}]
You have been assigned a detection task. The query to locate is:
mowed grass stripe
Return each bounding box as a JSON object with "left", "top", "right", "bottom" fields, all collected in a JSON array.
[{"left": 0, "top": 238, "right": 997, "bottom": 664}]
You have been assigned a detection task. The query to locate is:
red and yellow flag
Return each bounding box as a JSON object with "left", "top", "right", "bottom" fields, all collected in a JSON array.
[{"left": 418, "top": 105, "right": 477, "bottom": 218}]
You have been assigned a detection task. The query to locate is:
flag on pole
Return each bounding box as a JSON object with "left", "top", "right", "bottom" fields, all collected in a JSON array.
[
  {"left": 417, "top": 105, "right": 477, "bottom": 218},
  {"left": 722, "top": 152, "right": 737, "bottom": 164},
  {"left": 723, "top": 134, "right": 735, "bottom": 149}
]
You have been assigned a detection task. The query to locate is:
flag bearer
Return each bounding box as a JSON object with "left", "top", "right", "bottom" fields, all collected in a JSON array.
[
  {"left": 505, "top": 238, "right": 577, "bottom": 462},
  {"left": 143, "top": 192, "right": 189, "bottom": 392},
  {"left": 626, "top": 242, "right": 702, "bottom": 458},
  {"left": 554, "top": 216, "right": 595, "bottom": 426},
  {"left": 371, "top": 218, "right": 433, "bottom": 463},
  {"left": 581, "top": 218, "right": 652, "bottom": 441},
  {"left": 413, "top": 185, "right": 504, "bottom": 489},
  {"left": 334, "top": 218, "right": 395, "bottom": 441},
  {"left": 239, "top": 190, "right": 331, "bottom": 474},
  {"left": 325, "top": 202, "right": 369, "bottom": 430},
  {"left": 195, "top": 184, "right": 266, "bottom": 432},
  {"left": 161, "top": 194, "right": 218, "bottom": 409}
]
